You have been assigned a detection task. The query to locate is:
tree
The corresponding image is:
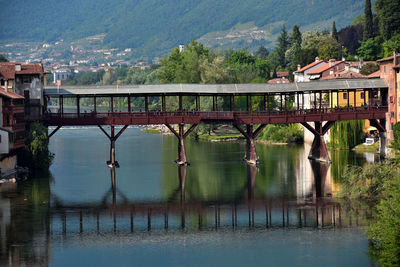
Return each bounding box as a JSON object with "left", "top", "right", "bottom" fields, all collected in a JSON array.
[
  {"left": 157, "top": 41, "right": 213, "bottom": 84},
  {"left": 291, "top": 25, "right": 302, "bottom": 46},
  {"left": 374, "top": 0, "right": 400, "bottom": 40},
  {"left": 255, "top": 46, "right": 269, "bottom": 60},
  {"left": 276, "top": 25, "right": 290, "bottom": 68},
  {"left": 364, "top": 0, "right": 374, "bottom": 40},
  {"left": 199, "top": 56, "right": 229, "bottom": 84},
  {"left": 338, "top": 24, "right": 364, "bottom": 55},
  {"left": 18, "top": 122, "right": 54, "bottom": 171},
  {"left": 332, "top": 21, "right": 338, "bottom": 41},
  {"left": 382, "top": 34, "right": 400, "bottom": 57},
  {"left": 360, "top": 62, "right": 379, "bottom": 75},
  {"left": 357, "top": 38, "right": 382, "bottom": 60},
  {"left": 0, "top": 54, "right": 8, "bottom": 62}
]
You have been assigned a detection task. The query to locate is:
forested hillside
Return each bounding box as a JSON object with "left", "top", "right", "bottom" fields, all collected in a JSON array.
[{"left": 0, "top": 0, "right": 364, "bottom": 57}]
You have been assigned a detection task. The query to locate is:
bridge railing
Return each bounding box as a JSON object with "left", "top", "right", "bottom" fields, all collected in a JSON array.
[{"left": 41, "top": 106, "right": 388, "bottom": 121}]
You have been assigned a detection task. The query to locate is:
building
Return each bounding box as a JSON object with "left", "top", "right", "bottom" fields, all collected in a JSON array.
[
  {"left": 377, "top": 53, "right": 400, "bottom": 139},
  {"left": 0, "top": 87, "right": 25, "bottom": 173},
  {"left": 0, "top": 62, "right": 47, "bottom": 119},
  {"left": 268, "top": 77, "right": 290, "bottom": 84},
  {"left": 0, "top": 62, "right": 47, "bottom": 173},
  {"left": 53, "top": 69, "right": 71, "bottom": 85},
  {"left": 294, "top": 58, "right": 327, "bottom": 82},
  {"left": 307, "top": 59, "right": 346, "bottom": 80}
]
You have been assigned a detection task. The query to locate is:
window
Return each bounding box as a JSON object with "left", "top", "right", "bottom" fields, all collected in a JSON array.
[
  {"left": 23, "top": 76, "right": 31, "bottom": 84},
  {"left": 360, "top": 92, "right": 365, "bottom": 99},
  {"left": 0, "top": 79, "right": 4, "bottom": 86},
  {"left": 390, "top": 96, "right": 394, "bottom": 103},
  {"left": 343, "top": 92, "right": 348, "bottom": 100}
]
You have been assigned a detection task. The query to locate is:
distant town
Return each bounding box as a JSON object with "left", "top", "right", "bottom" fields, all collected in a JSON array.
[{"left": 0, "top": 34, "right": 157, "bottom": 84}]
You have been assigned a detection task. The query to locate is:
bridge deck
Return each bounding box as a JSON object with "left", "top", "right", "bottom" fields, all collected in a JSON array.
[{"left": 42, "top": 106, "right": 387, "bottom": 126}]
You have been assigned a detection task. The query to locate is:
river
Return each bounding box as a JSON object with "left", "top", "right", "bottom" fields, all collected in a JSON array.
[{"left": 0, "top": 126, "right": 378, "bottom": 266}]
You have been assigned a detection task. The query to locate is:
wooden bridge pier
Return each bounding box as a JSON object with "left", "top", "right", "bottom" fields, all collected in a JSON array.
[
  {"left": 369, "top": 119, "right": 387, "bottom": 158},
  {"left": 98, "top": 125, "right": 129, "bottom": 168},
  {"left": 301, "top": 121, "right": 335, "bottom": 163},
  {"left": 234, "top": 124, "right": 266, "bottom": 165},
  {"left": 165, "top": 124, "right": 198, "bottom": 165}
]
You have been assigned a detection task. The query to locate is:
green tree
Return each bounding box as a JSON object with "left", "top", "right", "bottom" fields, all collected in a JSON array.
[
  {"left": 357, "top": 38, "right": 382, "bottom": 60},
  {"left": 102, "top": 69, "right": 118, "bottom": 85},
  {"left": 360, "top": 62, "right": 379, "bottom": 75},
  {"left": 276, "top": 25, "right": 290, "bottom": 68},
  {"left": 255, "top": 46, "right": 269, "bottom": 60},
  {"left": 157, "top": 40, "right": 212, "bottom": 83},
  {"left": 0, "top": 54, "right": 8, "bottom": 62},
  {"left": 291, "top": 25, "right": 302, "bottom": 46},
  {"left": 332, "top": 21, "right": 338, "bottom": 41},
  {"left": 364, "top": 0, "right": 374, "bottom": 40},
  {"left": 199, "top": 56, "right": 229, "bottom": 84},
  {"left": 317, "top": 37, "right": 341, "bottom": 60},
  {"left": 374, "top": 0, "right": 400, "bottom": 40},
  {"left": 382, "top": 34, "right": 400, "bottom": 57},
  {"left": 18, "top": 123, "right": 54, "bottom": 171}
]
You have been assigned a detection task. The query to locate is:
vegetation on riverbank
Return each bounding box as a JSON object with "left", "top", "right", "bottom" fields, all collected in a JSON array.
[
  {"left": 18, "top": 123, "right": 54, "bottom": 171},
  {"left": 338, "top": 122, "right": 400, "bottom": 266},
  {"left": 328, "top": 120, "right": 365, "bottom": 149}
]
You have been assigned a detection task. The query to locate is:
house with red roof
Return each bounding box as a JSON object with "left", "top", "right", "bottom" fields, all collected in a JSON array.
[
  {"left": 307, "top": 59, "right": 346, "bottom": 80},
  {"left": 0, "top": 62, "right": 47, "bottom": 173},
  {"left": 293, "top": 58, "right": 327, "bottom": 82},
  {"left": 376, "top": 53, "right": 400, "bottom": 139}
]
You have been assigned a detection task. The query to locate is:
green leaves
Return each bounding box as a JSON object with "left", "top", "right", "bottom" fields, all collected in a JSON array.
[{"left": 18, "top": 122, "right": 54, "bottom": 171}]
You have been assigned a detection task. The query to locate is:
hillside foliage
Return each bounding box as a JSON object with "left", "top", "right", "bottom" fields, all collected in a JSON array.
[{"left": 0, "top": 0, "right": 363, "bottom": 57}]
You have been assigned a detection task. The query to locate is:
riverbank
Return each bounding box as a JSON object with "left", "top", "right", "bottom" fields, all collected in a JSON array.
[{"left": 143, "top": 124, "right": 300, "bottom": 145}]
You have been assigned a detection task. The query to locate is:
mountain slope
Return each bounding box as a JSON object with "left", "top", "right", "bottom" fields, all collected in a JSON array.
[{"left": 0, "top": 0, "right": 364, "bottom": 57}]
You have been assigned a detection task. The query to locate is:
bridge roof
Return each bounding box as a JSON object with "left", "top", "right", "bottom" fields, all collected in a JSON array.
[{"left": 44, "top": 79, "right": 387, "bottom": 96}]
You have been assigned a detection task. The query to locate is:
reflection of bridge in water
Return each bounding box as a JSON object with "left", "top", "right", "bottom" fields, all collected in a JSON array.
[
  {"left": 1, "top": 161, "right": 371, "bottom": 266},
  {"left": 49, "top": 162, "right": 364, "bottom": 237}
]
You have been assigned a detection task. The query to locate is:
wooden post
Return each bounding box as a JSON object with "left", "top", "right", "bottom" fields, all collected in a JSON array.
[
  {"left": 319, "top": 91, "right": 322, "bottom": 110},
  {"left": 145, "top": 96, "right": 149, "bottom": 112},
  {"left": 128, "top": 96, "right": 131, "bottom": 113},
  {"left": 196, "top": 95, "right": 200, "bottom": 111},
  {"left": 347, "top": 90, "right": 350, "bottom": 109},
  {"left": 110, "top": 96, "right": 114, "bottom": 113},
  {"left": 354, "top": 90, "right": 357, "bottom": 107},
  {"left": 337, "top": 91, "right": 339, "bottom": 108},
  {"left": 94, "top": 95, "right": 97, "bottom": 113},
  {"left": 162, "top": 95, "right": 166, "bottom": 111},
  {"left": 249, "top": 95, "right": 252, "bottom": 114},
  {"left": 77, "top": 95, "right": 80, "bottom": 116}
]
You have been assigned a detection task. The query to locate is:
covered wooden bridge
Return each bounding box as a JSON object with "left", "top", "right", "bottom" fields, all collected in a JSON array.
[{"left": 42, "top": 79, "right": 388, "bottom": 166}]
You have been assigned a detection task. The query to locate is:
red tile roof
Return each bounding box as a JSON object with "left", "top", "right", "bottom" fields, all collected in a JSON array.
[
  {"left": 294, "top": 60, "right": 326, "bottom": 73},
  {"left": 0, "top": 87, "right": 24, "bottom": 99},
  {"left": 269, "top": 71, "right": 289, "bottom": 78},
  {"left": 394, "top": 64, "right": 400, "bottom": 69},
  {"left": 367, "top": 70, "right": 381, "bottom": 78},
  {"left": 377, "top": 55, "right": 400, "bottom": 62},
  {"left": 308, "top": 61, "right": 343, "bottom": 75},
  {"left": 0, "top": 62, "right": 44, "bottom": 80},
  {"left": 320, "top": 70, "right": 366, "bottom": 80},
  {"left": 267, "top": 78, "right": 290, "bottom": 84}
]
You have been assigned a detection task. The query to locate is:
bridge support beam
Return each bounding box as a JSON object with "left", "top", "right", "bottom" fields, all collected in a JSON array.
[
  {"left": 301, "top": 121, "right": 335, "bottom": 163},
  {"left": 165, "top": 124, "right": 198, "bottom": 165},
  {"left": 98, "top": 125, "right": 129, "bottom": 168},
  {"left": 369, "top": 119, "right": 387, "bottom": 158},
  {"left": 234, "top": 124, "right": 266, "bottom": 165}
]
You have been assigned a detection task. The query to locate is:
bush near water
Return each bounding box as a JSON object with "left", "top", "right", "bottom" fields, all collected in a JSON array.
[
  {"left": 18, "top": 122, "right": 54, "bottom": 171},
  {"left": 338, "top": 122, "right": 400, "bottom": 266}
]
